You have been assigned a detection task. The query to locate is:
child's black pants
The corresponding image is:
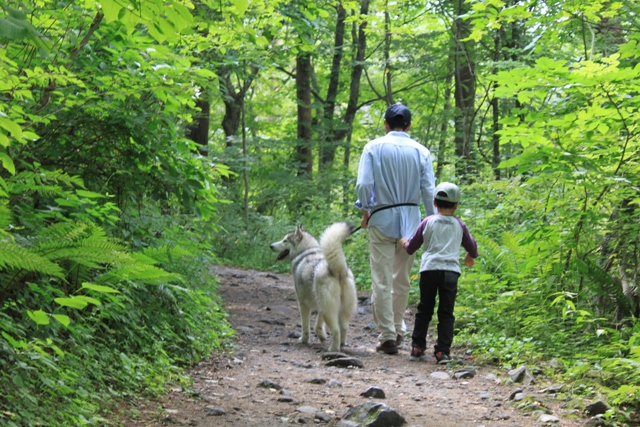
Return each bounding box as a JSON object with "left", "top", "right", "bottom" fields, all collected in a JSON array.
[{"left": 411, "top": 270, "right": 460, "bottom": 355}]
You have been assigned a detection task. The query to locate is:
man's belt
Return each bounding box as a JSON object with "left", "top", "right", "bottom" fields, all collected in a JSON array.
[{"left": 367, "top": 202, "right": 419, "bottom": 225}]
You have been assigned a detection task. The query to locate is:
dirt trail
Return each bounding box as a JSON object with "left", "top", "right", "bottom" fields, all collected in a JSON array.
[{"left": 121, "top": 266, "right": 586, "bottom": 427}]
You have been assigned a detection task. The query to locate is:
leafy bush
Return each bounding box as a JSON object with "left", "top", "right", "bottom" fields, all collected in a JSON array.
[{"left": 0, "top": 168, "right": 232, "bottom": 426}]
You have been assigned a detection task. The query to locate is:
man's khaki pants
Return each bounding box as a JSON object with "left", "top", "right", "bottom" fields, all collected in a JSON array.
[{"left": 369, "top": 226, "right": 415, "bottom": 344}]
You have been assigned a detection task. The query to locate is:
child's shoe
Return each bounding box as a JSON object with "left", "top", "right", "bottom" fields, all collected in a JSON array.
[
  {"left": 434, "top": 351, "right": 452, "bottom": 364},
  {"left": 409, "top": 347, "right": 425, "bottom": 361}
]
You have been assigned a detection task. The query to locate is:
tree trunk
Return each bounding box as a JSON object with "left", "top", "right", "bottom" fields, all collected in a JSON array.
[
  {"left": 491, "top": 30, "right": 501, "bottom": 180},
  {"left": 341, "top": 0, "right": 370, "bottom": 209},
  {"left": 296, "top": 53, "right": 313, "bottom": 177},
  {"left": 334, "top": 0, "right": 370, "bottom": 143},
  {"left": 384, "top": 6, "right": 393, "bottom": 105},
  {"left": 318, "top": 2, "right": 347, "bottom": 171},
  {"left": 219, "top": 65, "right": 259, "bottom": 147},
  {"left": 220, "top": 72, "right": 243, "bottom": 147},
  {"left": 452, "top": 0, "right": 476, "bottom": 181},
  {"left": 188, "top": 96, "right": 211, "bottom": 155},
  {"left": 436, "top": 72, "right": 453, "bottom": 180}
]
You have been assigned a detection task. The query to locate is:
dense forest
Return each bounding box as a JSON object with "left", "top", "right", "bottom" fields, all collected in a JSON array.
[{"left": 1, "top": 0, "right": 639, "bottom": 425}]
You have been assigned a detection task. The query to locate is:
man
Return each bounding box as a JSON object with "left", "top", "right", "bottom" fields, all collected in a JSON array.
[{"left": 355, "top": 103, "right": 436, "bottom": 355}]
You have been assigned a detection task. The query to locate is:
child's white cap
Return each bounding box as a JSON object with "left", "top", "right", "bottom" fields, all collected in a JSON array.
[{"left": 434, "top": 182, "right": 461, "bottom": 203}]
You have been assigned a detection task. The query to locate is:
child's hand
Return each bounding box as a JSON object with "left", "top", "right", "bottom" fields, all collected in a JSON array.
[
  {"left": 464, "top": 253, "right": 475, "bottom": 268},
  {"left": 398, "top": 238, "right": 408, "bottom": 248}
]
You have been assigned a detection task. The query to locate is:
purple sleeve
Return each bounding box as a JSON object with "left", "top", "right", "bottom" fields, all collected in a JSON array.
[
  {"left": 455, "top": 217, "right": 478, "bottom": 258},
  {"left": 404, "top": 216, "right": 432, "bottom": 255}
]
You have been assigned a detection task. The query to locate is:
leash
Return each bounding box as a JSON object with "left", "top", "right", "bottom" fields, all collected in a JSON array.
[{"left": 350, "top": 203, "right": 419, "bottom": 235}]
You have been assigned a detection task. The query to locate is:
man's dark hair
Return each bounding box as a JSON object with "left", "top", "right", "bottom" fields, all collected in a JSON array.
[{"left": 435, "top": 198, "right": 457, "bottom": 209}]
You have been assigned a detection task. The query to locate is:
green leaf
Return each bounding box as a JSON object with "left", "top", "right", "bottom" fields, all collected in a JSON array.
[
  {"left": 0, "top": 132, "right": 8, "bottom": 147},
  {"left": 232, "top": 0, "right": 249, "bottom": 16},
  {"left": 54, "top": 297, "right": 88, "bottom": 309},
  {"left": 0, "top": 150, "right": 15, "bottom": 175},
  {"left": 0, "top": 116, "right": 22, "bottom": 139},
  {"left": 1, "top": 331, "right": 27, "bottom": 349},
  {"left": 75, "top": 295, "right": 102, "bottom": 306},
  {"left": 82, "top": 282, "right": 120, "bottom": 293},
  {"left": 27, "top": 309, "right": 50, "bottom": 325},
  {"left": 52, "top": 314, "right": 71, "bottom": 327},
  {"left": 76, "top": 190, "right": 105, "bottom": 199},
  {"left": 99, "top": 0, "right": 122, "bottom": 23}
]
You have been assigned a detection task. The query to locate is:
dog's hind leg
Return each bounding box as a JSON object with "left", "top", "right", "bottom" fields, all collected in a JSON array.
[
  {"left": 299, "top": 304, "right": 312, "bottom": 344},
  {"left": 322, "top": 312, "right": 342, "bottom": 352},
  {"left": 339, "top": 275, "right": 357, "bottom": 349},
  {"left": 314, "top": 314, "right": 327, "bottom": 344},
  {"left": 338, "top": 315, "right": 349, "bottom": 348}
]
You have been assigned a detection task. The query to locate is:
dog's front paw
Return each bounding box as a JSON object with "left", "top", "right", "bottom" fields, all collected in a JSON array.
[
  {"left": 299, "top": 335, "right": 310, "bottom": 344},
  {"left": 328, "top": 343, "right": 341, "bottom": 352}
]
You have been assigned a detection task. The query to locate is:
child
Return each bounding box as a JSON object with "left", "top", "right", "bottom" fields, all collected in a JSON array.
[{"left": 399, "top": 182, "right": 478, "bottom": 364}]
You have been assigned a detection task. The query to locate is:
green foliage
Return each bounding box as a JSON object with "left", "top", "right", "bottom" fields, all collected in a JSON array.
[{"left": 0, "top": 204, "right": 232, "bottom": 426}]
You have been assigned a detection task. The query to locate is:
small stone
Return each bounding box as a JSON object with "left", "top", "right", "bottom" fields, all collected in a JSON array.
[
  {"left": 297, "top": 405, "right": 319, "bottom": 414},
  {"left": 327, "top": 379, "right": 342, "bottom": 388},
  {"left": 305, "top": 378, "right": 327, "bottom": 385},
  {"left": 315, "top": 412, "right": 332, "bottom": 423},
  {"left": 204, "top": 406, "right": 226, "bottom": 416},
  {"left": 539, "top": 414, "right": 560, "bottom": 423},
  {"left": 508, "top": 388, "right": 523, "bottom": 400},
  {"left": 325, "top": 357, "right": 364, "bottom": 368},
  {"left": 507, "top": 366, "right": 535, "bottom": 385},
  {"left": 360, "top": 386, "right": 386, "bottom": 399},
  {"left": 484, "top": 373, "right": 499, "bottom": 381},
  {"left": 321, "top": 352, "right": 349, "bottom": 360},
  {"left": 430, "top": 371, "right": 451, "bottom": 380},
  {"left": 585, "top": 400, "right": 608, "bottom": 416},
  {"left": 258, "top": 380, "right": 283, "bottom": 390},
  {"left": 544, "top": 384, "right": 564, "bottom": 394}
]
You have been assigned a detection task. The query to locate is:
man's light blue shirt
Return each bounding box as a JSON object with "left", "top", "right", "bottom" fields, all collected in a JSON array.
[{"left": 355, "top": 131, "right": 436, "bottom": 239}]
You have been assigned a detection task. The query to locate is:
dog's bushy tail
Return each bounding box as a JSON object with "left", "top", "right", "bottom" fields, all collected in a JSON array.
[{"left": 319, "top": 222, "right": 355, "bottom": 280}]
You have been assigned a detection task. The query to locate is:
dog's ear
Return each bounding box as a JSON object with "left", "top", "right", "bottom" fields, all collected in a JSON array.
[{"left": 294, "top": 225, "right": 304, "bottom": 239}]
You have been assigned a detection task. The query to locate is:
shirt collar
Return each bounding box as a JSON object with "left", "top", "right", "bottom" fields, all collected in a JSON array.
[{"left": 388, "top": 131, "right": 410, "bottom": 138}]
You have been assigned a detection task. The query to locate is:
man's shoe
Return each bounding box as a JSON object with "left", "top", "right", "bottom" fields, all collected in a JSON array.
[
  {"left": 434, "top": 351, "right": 452, "bottom": 364},
  {"left": 376, "top": 340, "right": 398, "bottom": 355},
  {"left": 409, "top": 347, "right": 424, "bottom": 361}
]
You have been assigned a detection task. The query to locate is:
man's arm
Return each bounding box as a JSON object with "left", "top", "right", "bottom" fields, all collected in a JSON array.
[
  {"left": 355, "top": 147, "right": 374, "bottom": 210},
  {"left": 420, "top": 149, "right": 436, "bottom": 216}
]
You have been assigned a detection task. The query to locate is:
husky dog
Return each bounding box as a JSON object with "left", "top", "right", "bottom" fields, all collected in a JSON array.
[{"left": 270, "top": 222, "right": 357, "bottom": 352}]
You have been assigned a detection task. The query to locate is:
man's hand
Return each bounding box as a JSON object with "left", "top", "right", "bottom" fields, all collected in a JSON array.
[
  {"left": 361, "top": 210, "right": 370, "bottom": 229},
  {"left": 464, "top": 253, "right": 475, "bottom": 268}
]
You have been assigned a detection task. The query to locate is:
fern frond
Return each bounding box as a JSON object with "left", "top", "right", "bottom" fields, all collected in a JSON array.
[
  {"left": 97, "top": 264, "right": 183, "bottom": 285},
  {"left": 0, "top": 241, "right": 64, "bottom": 278},
  {"left": 129, "top": 252, "right": 160, "bottom": 265},
  {"left": 10, "top": 169, "right": 85, "bottom": 190},
  {"left": 0, "top": 203, "right": 12, "bottom": 230},
  {"left": 141, "top": 245, "right": 195, "bottom": 264},
  {"left": 8, "top": 183, "right": 70, "bottom": 198},
  {"left": 34, "top": 221, "right": 90, "bottom": 244}
]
